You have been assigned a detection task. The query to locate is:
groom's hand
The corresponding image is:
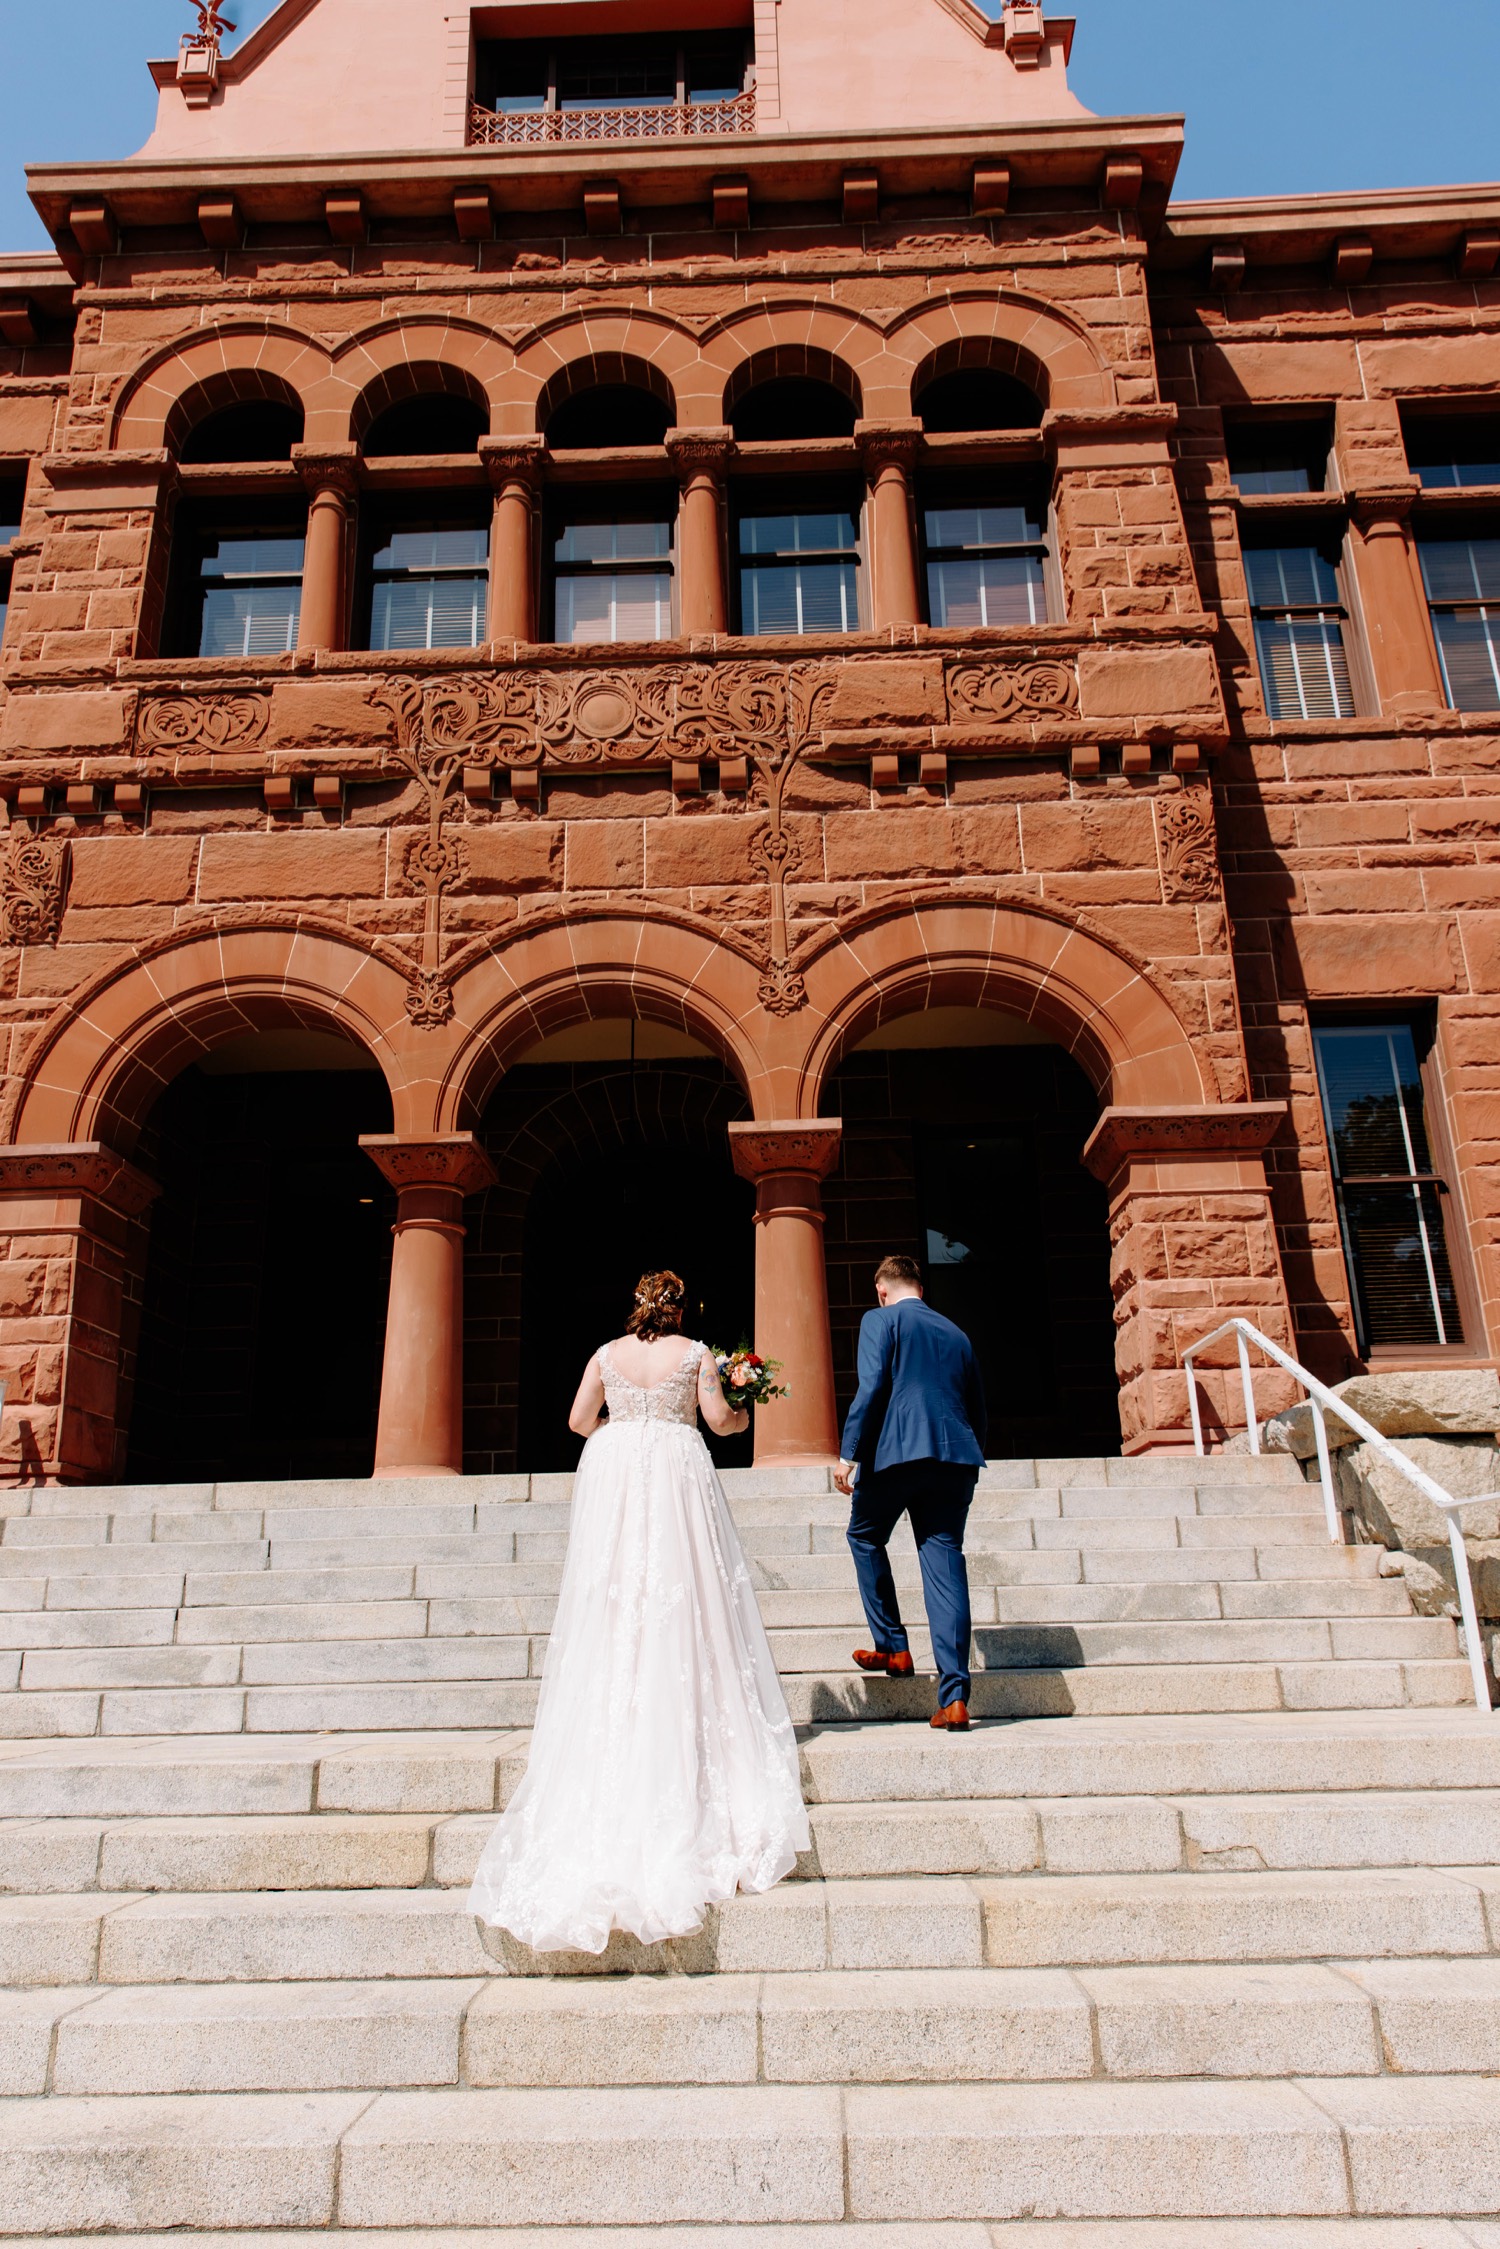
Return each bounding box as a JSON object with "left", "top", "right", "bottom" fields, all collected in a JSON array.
[{"left": 833, "top": 1459, "right": 856, "bottom": 1496}]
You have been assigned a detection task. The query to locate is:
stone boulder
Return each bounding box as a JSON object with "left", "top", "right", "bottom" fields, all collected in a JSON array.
[
  {"left": 1262, "top": 1368, "right": 1500, "bottom": 1460},
  {"left": 1377, "top": 1547, "right": 1460, "bottom": 1618},
  {"left": 1333, "top": 1434, "right": 1500, "bottom": 1550}
]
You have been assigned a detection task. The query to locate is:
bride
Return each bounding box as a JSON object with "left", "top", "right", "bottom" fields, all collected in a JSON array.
[{"left": 469, "top": 1269, "right": 810, "bottom": 1955}]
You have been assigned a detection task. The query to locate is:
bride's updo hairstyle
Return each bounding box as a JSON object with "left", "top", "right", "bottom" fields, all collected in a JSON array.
[{"left": 627, "top": 1269, "right": 686, "bottom": 1341}]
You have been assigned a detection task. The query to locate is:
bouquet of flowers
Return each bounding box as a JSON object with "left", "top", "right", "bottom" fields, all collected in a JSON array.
[{"left": 711, "top": 1341, "right": 789, "bottom": 1409}]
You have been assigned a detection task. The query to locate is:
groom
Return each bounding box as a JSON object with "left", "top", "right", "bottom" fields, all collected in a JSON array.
[{"left": 834, "top": 1254, "right": 988, "bottom": 1731}]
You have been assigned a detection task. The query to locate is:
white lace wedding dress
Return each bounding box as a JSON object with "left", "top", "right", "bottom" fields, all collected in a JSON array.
[{"left": 468, "top": 1339, "right": 809, "bottom": 1954}]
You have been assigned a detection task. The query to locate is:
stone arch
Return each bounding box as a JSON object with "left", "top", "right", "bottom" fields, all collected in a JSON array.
[
  {"left": 533, "top": 349, "right": 677, "bottom": 439},
  {"left": 112, "top": 325, "right": 335, "bottom": 452},
  {"left": 789, "top": 893, "right": 1209, "bottom": 1118},
  {"left": 437, "top": 908, "right": 772, "bottom": 1127},
  {"left": 501, "top": 313, "right": 700, "bottom": 434},
  {"left": 723, "top": 341, "right": 865, "bottom": 425},
  {"left": 7, "top": 924, "right": 438, "bottom": 1155},
  {"left": 886, "top": 292, "right": 1115, "bottom": 414},
  {"left": 323, "top": 321, "right": 515, "bottom": 446}
]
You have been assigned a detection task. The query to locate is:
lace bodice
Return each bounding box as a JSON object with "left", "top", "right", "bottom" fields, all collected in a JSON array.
[{"left": 598, "top": 1339, "right": 705, "bottom": 1425}]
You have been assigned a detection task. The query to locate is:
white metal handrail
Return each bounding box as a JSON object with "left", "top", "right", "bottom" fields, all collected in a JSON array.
[{"left": 1182, "top": 1316, "right": 1496, "bottom": 1714}]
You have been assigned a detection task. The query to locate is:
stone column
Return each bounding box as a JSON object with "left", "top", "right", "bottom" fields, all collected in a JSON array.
[
  {"left": 728, "top": 1120, "right": 842, "bottom": 1464},
  {"left": 666, "top": 427, "right": 732, "bottom": 636},
  {"left": 360, "top": 1133, "right": 498, "bottom": 1479},
  {"left": 856, "top": 420, "right": 923, "bottom": 631},
  {"left": 291, "top": 444, "right": 359, "bottom": 655},
  {"left": 1082, "top": 1103, "right": 1296, "bottom": 1453},
  {"left": 1347, "top": 480, "right": 1447, "bottom": 715},
  {"left": 480, "top": 437, "right": 543, "bottom": 644},
  {"left": 0, "top": 1143, "right": 158, "bottom": 1483}
]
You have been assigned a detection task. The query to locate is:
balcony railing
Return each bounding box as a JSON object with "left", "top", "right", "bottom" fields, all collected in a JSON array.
[{"left": 468, "top": 89, "right": 756, "bottom": 144}]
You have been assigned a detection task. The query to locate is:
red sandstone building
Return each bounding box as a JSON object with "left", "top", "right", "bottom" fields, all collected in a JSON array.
[{"left": 0, "top": 0, "right": 1496, "bottom": 1485}]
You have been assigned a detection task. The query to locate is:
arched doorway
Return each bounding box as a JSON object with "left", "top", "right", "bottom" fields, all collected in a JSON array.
[
  {"left": 820, "top": 1005, "right": 1118, "bottom": 1458},
  {"left": 124, "top": 1027, "right": 396, "bottom": 1483},
  {"left": 464, "top": 1021, "right": 756, "bottom": 1474}
]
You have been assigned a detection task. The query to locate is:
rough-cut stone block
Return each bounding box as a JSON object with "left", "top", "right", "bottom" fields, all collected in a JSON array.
[
  {"left": 266, "top": 681, "right": 394, "bottom": 748},
  {"left": 197, "top": 833, "right": 386, "bottom": 902},
  {"left": 68, "top": 839, "right": 199, "bottom": 908},
  {"left": 0, "top": 693, "right": 127, "bottom": 752},
  {"left": 1077, "top": 645, "right": 1220, "bottom": 722}
]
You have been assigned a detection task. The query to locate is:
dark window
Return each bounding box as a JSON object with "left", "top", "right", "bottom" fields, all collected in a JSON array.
[
  {"left": 363, "top": 396, "right": 487, "bottom": 458},
  {"left": 1244, "top": 542, "right": 1354, "bottom": 719},
  {"left": 548, "top": 490, "right": 674, "bottom": 643},
  {"left": 1405, "top": 415, "right": 1500, "bottom": 490},
  {"left": 914, "top": 370, "right": 1042, "bottom": 433},
  {"left": 0, "top": 471, "right": 26, "bottom": 545},
  {"left": 1419, "top": 536, "right": 1500, "bottom": 711},
  {"left": 921, "top": 494, "right": 1048, "bottom": 627},
  {"left": 365, "top": 515, "right": 488, "bottom": 652},
  {"left": 1313, "top": 1022, "right": 1465, "bottom": 1351},
  {"left": 1227, "top": 420, "right": 1331, "bottom": 495},
  {"left": 735, "top": 488, "right": 860, "bottom": 634},
  {"left": 546, "top": 385, "right": 672, "bottom": 450},
  {"left": 729, "top": 380, "right": 856, "bottom": 442},
  {"left": 475, "top": 32, "right": 750, "bottom": 114},
  {"left": 180, "top": 401, "right": 303, "bottom": 464}
]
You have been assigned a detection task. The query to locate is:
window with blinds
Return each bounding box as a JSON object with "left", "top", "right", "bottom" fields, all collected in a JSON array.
[
  {"left": 1244, "top": 543, "right": 1355, "bottom": 720},
  {"left": 736, "top": 495, "right": 861, "bottom": 635},
  {"left": 921, "top": 499, "right": 1048, "bottom": 628},
  {"left": 367, "top": 523, "right": 488, "bottom": 653},
  {"left": 1404, "top": 415, "right": 1500, "bottom": 490},
  {"left": 1418, "top": 537, "right": 1500, "bottom": 712},
  {"left": 1312, "top": 1023, "right": 1464, "bottom": 1351},
  {"left": 550, "top": 501, "right": 673, "bottom": 643},
  {"left": 197, "top": 531, "right": 305, "bottom": 658}
]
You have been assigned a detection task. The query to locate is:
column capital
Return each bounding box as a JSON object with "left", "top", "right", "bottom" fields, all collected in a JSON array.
[
  {"left": 729, "top": 1119, "right": 842, "bottom": 1184},
  {"left": 1347, "top": 477, "right": 1422, "bottom": 528},
  {"left": 479, "top": 435, "right": 545, "bottom": 491},
  {"left": 291, "top": 442, "right": 360, "bottom": 501},
  {"left": 1082, "top": 1102, "right": 1287, "bottom": 1183},
  {"left": 665, "top": 425, "right": 734, "bottom": 479},
  {"left": 359, "top": 1132, "right": 498, "bottom": 1196},
  {"left": 855, "top": 418, "right": 922, "bottom": 473},
  {"left": 0, "top": 1140, "right": 158, "bottom": 1215}
]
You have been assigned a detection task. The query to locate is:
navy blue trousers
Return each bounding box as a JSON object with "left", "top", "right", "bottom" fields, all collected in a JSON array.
[{"left": 846, "top": 1460, "right": 978, "bottom": 1708}]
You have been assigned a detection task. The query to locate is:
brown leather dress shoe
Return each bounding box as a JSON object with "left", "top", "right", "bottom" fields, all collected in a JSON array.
[
  {"left": 930, "top": 1699, "right": 971, "bottom": 1730},
  {"left": 853, "top": 1649, "right": 915, "bottom": 1677}
]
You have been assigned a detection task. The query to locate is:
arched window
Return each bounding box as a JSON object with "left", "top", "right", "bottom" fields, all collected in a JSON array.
[
  {"left": 179, "top": 400, "right": 304, "bottom": 463},
  {"left": 914, "top": 369, "right": 1043, "bottom": 434},
  {"left": 730, "top": 378, "right": 856, "bottom": 442},
  {"left": 546, "top": 384, "right": 672, "bottom": 450},
  {"left": 363, "top": 394, "right": 489, "bottom": 458}
]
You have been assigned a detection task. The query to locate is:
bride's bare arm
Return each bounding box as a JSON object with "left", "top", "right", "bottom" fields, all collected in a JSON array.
[
  {"left": 698, "top": 1351, "right": 749, "bottom": 1437},
  {"left": 568, "top": 1356, "right": 606, "bottom": 1437}
]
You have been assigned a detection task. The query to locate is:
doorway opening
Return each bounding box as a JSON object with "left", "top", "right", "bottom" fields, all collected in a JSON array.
[
  {"left": 822, "top": 1006, "right": 1119, "bottom": 1458},
  {"left": 123, "top": 1029, "right": 395, "bottom": 1484},
  {"left": 464, "top": 1020, "right": 755, "bottom": 1473}
]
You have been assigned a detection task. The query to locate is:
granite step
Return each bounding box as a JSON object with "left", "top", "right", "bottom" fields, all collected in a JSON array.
[
  {"left": 11, "top": 1955, "right": 1498, "bottom": 2095},
  {"left": 0, "top": 2229, "right": 1486, "bottom": 2249},
  {"left": 0, "top": 2077, "right": 1491, "bottom": 2229}
]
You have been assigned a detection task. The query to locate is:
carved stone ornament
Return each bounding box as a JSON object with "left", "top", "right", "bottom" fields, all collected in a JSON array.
[
  {"left": 0, "top": 823, "right": 69, "bottom": 946},
  {"left": 945, "top": 661, "right": 1080, "bottom": 725},
  {"left": 403, "top": 970, "right": 455, "bottom": 1030},
  {"left": 136, "top": 693, "right": 269, "bottom": 755},
  {"left": 0, "top": 1140, "right": 158, "bottom": 1214},
  {"left": 757, "top": 960, "right": 808, "bottom": 1017},
  {"left": 728, "top": 1119, "right": 843, "bottom": 1182},
  {"left": 404, "top": 830, "right": 469, "bottom": 895},
  {"left": 1081, "top": 1102, "right": 1289, "bottom": 1183},
  {"left": 1158, "top": 789, "right": 1220, "bottom": 903},
  {"left": 359, "top": 1132, "right": 498, "bottom": 1197}
]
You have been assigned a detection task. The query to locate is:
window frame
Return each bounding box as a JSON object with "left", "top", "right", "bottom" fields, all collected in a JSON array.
[
  {"left": 543, "top": 481, "right": 678, "bottom": 646},
  {"left": 1240, "top": 525, "right": 1358, "bottom": 722},
  {"left": 163, "top": 495, "right": 310, "bottom": 661},
  {"left": 475, "top": 31, "right": 753, "bottom": 117},
  {"left": 357, "top": 499, "right": 492, "bottom": 655},
  {"left": 916, "top": 477, "right": 1052, "bottom": 631},
  {"left": 729, "top": 476, "right": 866, "bottom": 638},
  {"left": 1415, "top": 523, "right": 1500, "bottom": 714},
  {"left": 0, "top": 461, "right": 27, "bottom": 658}
]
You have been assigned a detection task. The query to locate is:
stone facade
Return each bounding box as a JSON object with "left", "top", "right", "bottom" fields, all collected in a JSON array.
[{"left": 0, "top": 0, "right": 1496, "bottom": 1481}]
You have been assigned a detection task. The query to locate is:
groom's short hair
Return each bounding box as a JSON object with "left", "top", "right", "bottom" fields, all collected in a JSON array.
[{"left": 874, "top": 1254, "right": 922, "bottom": 1288}]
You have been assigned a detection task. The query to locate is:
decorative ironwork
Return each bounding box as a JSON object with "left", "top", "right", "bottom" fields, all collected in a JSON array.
[
  {"left": 945, "top": 661, "right": 1079, "bottom": 725},
  {"left": 0, "top": 819, "right": 68, "bottom": 947},
  {"left": 1158, "top": 788, "right": 1221, "bottom": 903},
  {"left": 468, "top": 90, "right": 754, "bottom": 145},
  {"left": 136, "top": 693, "right": 268, "bottom": 755}
]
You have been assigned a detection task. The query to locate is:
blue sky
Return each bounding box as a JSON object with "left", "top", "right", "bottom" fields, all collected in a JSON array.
[{"left": 1, "top": 0, "right": 1496, "bottom": 251}]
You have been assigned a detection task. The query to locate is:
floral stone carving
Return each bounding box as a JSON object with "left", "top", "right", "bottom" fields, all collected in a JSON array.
[
  {"left": 945, "top": 661, "right": 1079, "bottom": 725},
  {"left": 1158, "top": 789, "right": 1220, "bottom": 903},
  {"left": 136, "top": 693, "right": 270, "bottom": 755},
  {"left": 0, "top": 823, "right": 69, "bottom": 946}
]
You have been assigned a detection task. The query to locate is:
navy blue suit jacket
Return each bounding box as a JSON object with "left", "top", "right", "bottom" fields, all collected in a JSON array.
[{"left": 839, "top": 1296, "right": 987, "bottom": 1476}]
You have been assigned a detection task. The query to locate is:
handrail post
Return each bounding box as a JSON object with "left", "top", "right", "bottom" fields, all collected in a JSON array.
[
  {"left": 1236, "top": 1326, "right": 1261, "bottom": 1455},
  {"left": 1309, "top": 1397, "right": 1341, "bottom": 1545},
  {"left": 1448, "top": 1509, "right": 1494, "bottom": 1713},
  {"left": 1185, "top": 1343, "right": 1206, "bottom": 1457}
]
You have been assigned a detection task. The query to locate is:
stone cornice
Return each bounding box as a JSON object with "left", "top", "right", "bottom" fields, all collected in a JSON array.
[
  {"left": 1082, "top": 1102, "right": 1288, "bottom": 1182},
  {"left": 0, "top": 1141, "right": 159, "bottom": 1214}
]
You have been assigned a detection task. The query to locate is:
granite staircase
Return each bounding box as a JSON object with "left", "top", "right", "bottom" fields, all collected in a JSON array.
[{"left": 1, "top": 1452, "right": 1499, "bottom": 2242}]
